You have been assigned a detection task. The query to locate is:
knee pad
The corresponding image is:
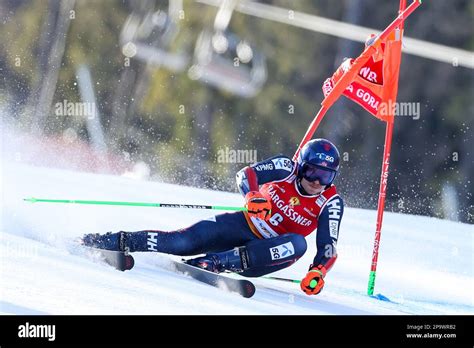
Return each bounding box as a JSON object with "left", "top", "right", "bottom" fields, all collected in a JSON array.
[{"left": 283, "top": 233, "right": 307, "bottom": 258}]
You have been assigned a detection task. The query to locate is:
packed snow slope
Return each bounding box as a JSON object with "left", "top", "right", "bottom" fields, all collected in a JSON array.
[{"left": 1, "top": 162, "right": 473, "bottom": 315}]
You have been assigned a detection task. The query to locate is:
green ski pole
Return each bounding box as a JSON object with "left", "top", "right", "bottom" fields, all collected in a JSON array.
[{"left": 24, "top": 197, "right": 246, "bottom": 211}]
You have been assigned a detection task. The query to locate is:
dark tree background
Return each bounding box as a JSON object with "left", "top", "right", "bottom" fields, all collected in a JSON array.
[{"left": 0, "top": 0, "right": 472, "bottom": 223}]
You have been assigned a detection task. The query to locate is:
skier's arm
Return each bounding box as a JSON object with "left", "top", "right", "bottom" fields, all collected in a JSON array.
[
  {"left": 236, "top": 155, "right": 294, "bottom": 195},
  {"left": 236, "top": 166, "right": 259, "bottom": 195},
  {"left": 313, "top": 196, "right": 344, "bottom": 271},
  {"left": 301, "top": 196, "right": 344, "bottom": 295}
]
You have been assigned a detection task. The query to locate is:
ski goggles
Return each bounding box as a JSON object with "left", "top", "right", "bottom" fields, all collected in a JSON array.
[{"left": 301, "top": 162, "right": 337, "bottom": 185}]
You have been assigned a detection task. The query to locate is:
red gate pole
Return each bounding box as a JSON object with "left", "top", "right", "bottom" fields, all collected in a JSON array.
[
  {"left": 367, "top": 119, "right": 395, "bottom": 296},
  {"left": 367, "top": 0, "right": 407, "bottom": 297},
  {"left": 292, "top": 106, "right": 329, "bottom": 161}
]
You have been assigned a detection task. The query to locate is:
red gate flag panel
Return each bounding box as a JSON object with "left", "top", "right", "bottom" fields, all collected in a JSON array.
[{"left": 322, "top": 30, "right": 403, "bottom": 123}]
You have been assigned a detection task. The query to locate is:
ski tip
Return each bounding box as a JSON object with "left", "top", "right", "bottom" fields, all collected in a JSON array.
[
  {"left": 124, "top": 254, "right": 135, "bottom": 271},
  {"left": 243, "top": 281, "right": 256, "bottom": 298}
]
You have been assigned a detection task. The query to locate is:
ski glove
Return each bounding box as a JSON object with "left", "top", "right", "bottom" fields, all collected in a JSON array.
[
  {"left": 245, "top": 191, "right": 271, "bottom": 220},
  {"left": 301, "top": 264, "right": 327, "bottom": 295}
]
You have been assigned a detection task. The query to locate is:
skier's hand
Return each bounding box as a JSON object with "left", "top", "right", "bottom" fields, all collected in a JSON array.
[
  {"left": 300, "top": 265, "right": 326, "bottom": 295},
  {"left": 245, "top": 191, "right": 271, "bottom": 220}
]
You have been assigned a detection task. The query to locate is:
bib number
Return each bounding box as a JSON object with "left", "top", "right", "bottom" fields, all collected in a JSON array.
[{"left": 268, "top": 213, "right": 283, "bottom": 226}]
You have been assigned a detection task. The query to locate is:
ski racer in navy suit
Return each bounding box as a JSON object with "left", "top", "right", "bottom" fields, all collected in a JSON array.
[{"left": 82, "top": 139, "right": 344, "bottom": 295}]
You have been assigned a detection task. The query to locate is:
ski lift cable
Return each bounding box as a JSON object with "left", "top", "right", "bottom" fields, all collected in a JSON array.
[
  {"left": 214, "top": 0, "right": 238, "bottom": 32},
  {"left": 169, "top": 0, "right": 184, "bottom": 22},
  {"left": 197, "top": 0, "right": 474, "bottom": 69}
]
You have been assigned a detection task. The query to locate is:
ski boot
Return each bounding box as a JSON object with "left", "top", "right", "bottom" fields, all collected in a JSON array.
[
  {"left": 186, "top": 247, "right": 249, "bottom": 274},
  {"left": 186, "top": 254, "right": 224, "bottom": 273}
]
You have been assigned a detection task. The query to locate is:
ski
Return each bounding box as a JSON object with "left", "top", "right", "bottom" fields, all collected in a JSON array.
[
  {"left": 170, "top": 260, "right": 256, "bottom": 298},
  {"left": 84, "top": 247, "right": 135, "bottom": 271}
]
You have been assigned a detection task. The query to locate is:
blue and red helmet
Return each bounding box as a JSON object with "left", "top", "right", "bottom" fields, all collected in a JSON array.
[{"left": 297, "top": 138, "right": 340, "bottom": 185}]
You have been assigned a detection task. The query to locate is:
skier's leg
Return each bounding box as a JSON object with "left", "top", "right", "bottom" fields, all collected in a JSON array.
[
  {"left": 81, "top": 212, "right": 256, "bottom": 255},
  {"left": 239, "top": 233, "right": 307, "bottom": 277},
  {"left": 188, "top": 233, "right": 307, "bottom": 275}
]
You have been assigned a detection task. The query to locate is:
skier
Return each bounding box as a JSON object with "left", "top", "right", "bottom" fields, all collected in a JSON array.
[{"left": 82, "top": 138, "right": 344, "bottom": 296}]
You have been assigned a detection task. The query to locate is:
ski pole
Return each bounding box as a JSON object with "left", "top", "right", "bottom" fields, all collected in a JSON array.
[
  {"left": 261, "top": 276, "right": 301, "bottom": 284},
  {"left": 23, "top": 197, "right": 246, "bottom": 211}
]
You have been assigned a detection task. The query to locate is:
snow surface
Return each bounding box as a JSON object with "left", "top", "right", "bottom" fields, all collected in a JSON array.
[{"left": 1, "top": 161, "right": 473, "bottom": 315}]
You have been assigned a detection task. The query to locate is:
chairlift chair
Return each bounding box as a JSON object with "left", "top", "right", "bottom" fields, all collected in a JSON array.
[{"left": 188, "top": 29, "right": 267, "bottom": 98}]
